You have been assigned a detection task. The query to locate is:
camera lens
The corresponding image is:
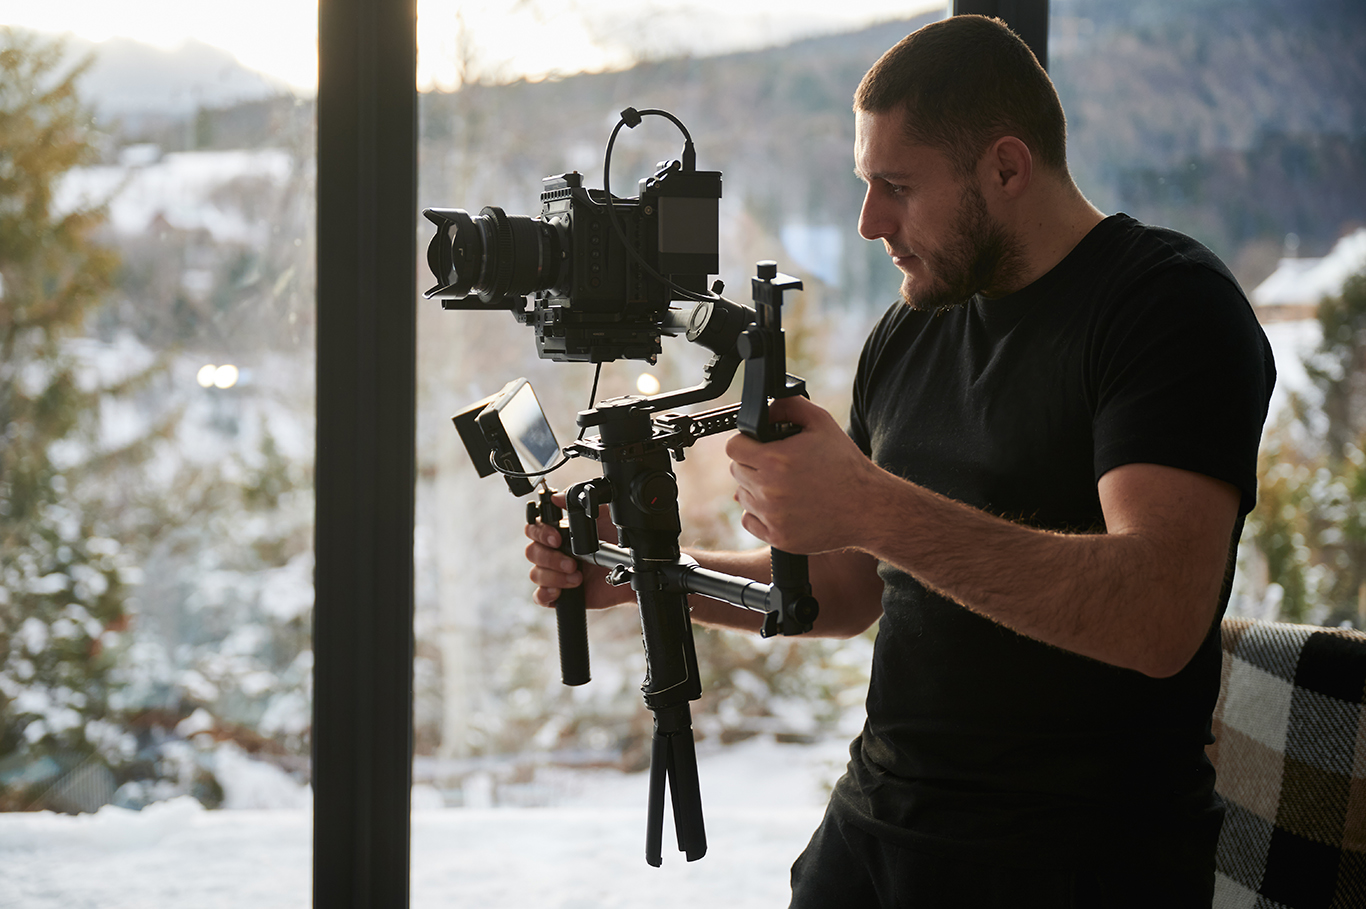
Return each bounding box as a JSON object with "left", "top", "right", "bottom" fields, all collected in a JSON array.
[{"left": 424, "top": 206, "right": 566, "bottom": 305}]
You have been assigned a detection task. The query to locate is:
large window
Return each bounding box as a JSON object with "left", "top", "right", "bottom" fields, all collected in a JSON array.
[
  {"left": 406, "top": 0, "right": 1366, "bottom": 902},
  {"left": 408, "top": 2, "right": 939, "bottom": 904},
  {"left": 5, "top": 0, "right": 1360, "bottom": 904},
  {"left": 0, "top": 5, "right": 316, "bottom": 904}
]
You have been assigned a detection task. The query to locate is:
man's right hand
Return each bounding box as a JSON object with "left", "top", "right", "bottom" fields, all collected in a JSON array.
[{"left": 524, "top": 504, "right": 633, "bottom": 612}]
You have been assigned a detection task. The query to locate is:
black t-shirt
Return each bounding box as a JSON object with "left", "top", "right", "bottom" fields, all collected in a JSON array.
[{"left": 834, "top": 214, "right": 1276, "bottom": 868}]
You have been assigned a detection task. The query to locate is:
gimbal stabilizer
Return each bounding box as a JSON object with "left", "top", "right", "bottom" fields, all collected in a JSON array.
[{"left": 483, "top": 263, "right": 819, "bottom": 866}]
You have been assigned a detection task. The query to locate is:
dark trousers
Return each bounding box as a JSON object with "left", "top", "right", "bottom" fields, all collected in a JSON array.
[{"left": 788, "top": 801, "right": 1215, "bottom": 909}]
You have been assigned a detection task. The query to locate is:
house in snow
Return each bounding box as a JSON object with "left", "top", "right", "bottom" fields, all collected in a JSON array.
[{"left": 1251, "top": 228, "right": 1366, "bottom": 323}]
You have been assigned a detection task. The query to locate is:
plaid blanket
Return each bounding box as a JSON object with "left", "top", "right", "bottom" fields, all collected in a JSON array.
[{"left": 1207, "top": 617, "right": 1366, "bottom": 908}]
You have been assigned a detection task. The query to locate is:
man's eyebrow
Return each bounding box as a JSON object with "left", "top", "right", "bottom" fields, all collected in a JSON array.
[{"left": 853, "top": 168, "right": 915, "bottom": 184}]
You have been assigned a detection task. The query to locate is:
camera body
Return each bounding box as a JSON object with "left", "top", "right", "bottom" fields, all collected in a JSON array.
[{"left": 425, "top": 162, "right": 721, "bottom": 364}]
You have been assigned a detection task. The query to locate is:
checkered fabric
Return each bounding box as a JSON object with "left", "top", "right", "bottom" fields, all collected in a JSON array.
[{"left": 1207, "top": 617, "right": 1366, "bottom": 909}]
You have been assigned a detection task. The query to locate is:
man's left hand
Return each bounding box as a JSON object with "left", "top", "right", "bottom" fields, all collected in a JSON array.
[{"left": 725, "top": 395, "right": 883, "bottom": 554}]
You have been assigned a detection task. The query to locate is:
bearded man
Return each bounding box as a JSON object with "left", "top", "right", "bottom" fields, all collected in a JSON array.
[{"left": 526, "top": 15, "right": 1275, "bottom": 907}]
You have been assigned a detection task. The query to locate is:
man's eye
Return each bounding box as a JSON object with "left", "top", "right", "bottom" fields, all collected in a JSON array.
[{"left": 885, "top": 182, "right": 908, "bottom": 196}]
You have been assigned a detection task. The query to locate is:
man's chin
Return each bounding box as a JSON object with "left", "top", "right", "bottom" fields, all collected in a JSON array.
[{"left": 900, "top": 280, "right": 970, "bottom": 313}]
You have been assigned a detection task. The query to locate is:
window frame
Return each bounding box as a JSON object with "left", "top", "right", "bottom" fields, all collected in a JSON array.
[{"left": 313, "top": 0, "right": 418, "bottom": 905}]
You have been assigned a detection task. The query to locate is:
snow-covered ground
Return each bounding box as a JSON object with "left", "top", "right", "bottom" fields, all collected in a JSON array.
[{"left": 0, "top": 735, "right": 848, "bottom": 909}]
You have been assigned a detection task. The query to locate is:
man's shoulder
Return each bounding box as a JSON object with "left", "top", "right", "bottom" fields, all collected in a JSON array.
[
  {"left": 1046, "top": 214, "right": 1259, "bottom": 346},
  {"left": 1090, "top": 214, "right": 1243, "bottom": 295}
]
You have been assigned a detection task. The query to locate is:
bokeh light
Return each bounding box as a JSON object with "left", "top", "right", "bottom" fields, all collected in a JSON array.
[{"left": 636, "top": 373, "right": 661, "bottom": 396}]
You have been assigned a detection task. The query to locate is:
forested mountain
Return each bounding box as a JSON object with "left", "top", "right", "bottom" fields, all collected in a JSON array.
[
  {"left": 86, "top": 0, "right": 1364, "bottom": 297},
  {"left": 415, "top": 0, "right": 1365, "bottom": 298},
  {"left": 1050, "top": 0, "right": 1366, "bottom": 278}
]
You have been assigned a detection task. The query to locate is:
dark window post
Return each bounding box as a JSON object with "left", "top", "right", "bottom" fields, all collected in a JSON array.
[
  {"left": 314, "top": 0, "right": 417, "bottom": 906},
  {"left": 953, "top": 0, "right": 1050, "bottom": 70}
]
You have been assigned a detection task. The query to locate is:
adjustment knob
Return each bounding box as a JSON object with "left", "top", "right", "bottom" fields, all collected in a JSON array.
[
  {"left": 737, "top": 326, "right": 765, "bottom": 359},
  {"left": 790, "top": 595, "right": 819, "bottom": 627},
  {"left": 630, "top": 472, "right": 678, "bottom": 514}
]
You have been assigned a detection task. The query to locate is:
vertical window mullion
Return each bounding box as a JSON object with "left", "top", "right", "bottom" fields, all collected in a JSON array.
[{"left": 314, "top": 0, "right": 418, "bottom": 905}]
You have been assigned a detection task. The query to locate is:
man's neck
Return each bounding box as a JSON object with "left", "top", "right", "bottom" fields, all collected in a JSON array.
[{"left": 1000, "top": 177, "right": 1106, "bottom": 295}]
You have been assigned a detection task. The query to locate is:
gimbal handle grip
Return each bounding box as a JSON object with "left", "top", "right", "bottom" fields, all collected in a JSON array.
[
  {"left": 530, "top": 490, "right": 591, "bottom": 686},
  {"left": 554, "top": 582, "right": 591, "bottom": 687},
  {"left": 767, "top": 548, "right": 819, "bottom": 637}
]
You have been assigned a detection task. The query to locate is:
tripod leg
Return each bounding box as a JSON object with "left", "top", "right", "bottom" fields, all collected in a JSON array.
[
  {"left": 645, "top": 729, "right": 668, "bottom": 867},
  {"left": 666, "top": 729, "right": 707, "bottom": 861}
]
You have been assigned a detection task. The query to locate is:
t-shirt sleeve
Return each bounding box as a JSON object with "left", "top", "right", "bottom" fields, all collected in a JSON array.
[{"left": 1090, "top": 265, "right": 1276, "bottom": 515}]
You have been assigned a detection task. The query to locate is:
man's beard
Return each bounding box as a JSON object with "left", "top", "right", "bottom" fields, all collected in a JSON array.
[{"left": 900, "top": 182, "right": 1025, "bottom": 313}]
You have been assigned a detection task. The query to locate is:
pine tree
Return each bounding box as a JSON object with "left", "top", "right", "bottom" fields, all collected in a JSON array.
[
  {"left": 1247, "top": 268, "right": 1366, "bottom": 626},
  {"left": 0, "top": 27, "right": 130, "bottom": 810}
]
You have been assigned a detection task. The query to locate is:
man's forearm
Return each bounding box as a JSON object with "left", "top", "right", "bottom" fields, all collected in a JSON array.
[
  {"left": 684, "top": 547, "right": 884, "bottom": 638},
  {"left": 852, "top": 462, "right": 1239, "bottom": 677}
]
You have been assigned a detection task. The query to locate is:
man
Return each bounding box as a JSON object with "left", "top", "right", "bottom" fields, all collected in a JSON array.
[{"left": 526, "top": 15, "right": 1274, "bottom": 907}]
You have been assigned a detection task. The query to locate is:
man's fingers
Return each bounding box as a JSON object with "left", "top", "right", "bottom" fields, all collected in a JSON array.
[
  {"left": 765, "top": 394, "right": 805, "bottom": 424},
  {"left": 767, "top": 393, "right": 826, "bottom": 428},
  {"left": 742, "top": 502, "right": 781, "bottom": 542},
  {"left": 525, "top": 539, "right": 578, "bottom": 574},
  {"left": 724, "top": 430, "right": 764, "bottom": 468},
  {"left": 528, "top": 556, "right": 583, "bottom": 611},
  {"left": 525, "top": 521, "right": 562, "bottom": 550},
  {"left": 529, "top": 564, "right": 582, "bottom": 589}
]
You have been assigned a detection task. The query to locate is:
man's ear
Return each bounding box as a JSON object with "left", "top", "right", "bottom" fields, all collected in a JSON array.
[{"left": 982, "top": 136, "right": 1033, "bottom": 199}]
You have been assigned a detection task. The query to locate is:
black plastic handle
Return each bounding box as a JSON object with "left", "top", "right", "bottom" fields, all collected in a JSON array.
[
  {"left": 767, "top": 547, "right": 818, "bottom": 636},
  {"left": 554, "top": 579, "right": 591, "bottom": 687},
  {"left": 535, "top": 491, "right": 591, "bottom": 686},
  {"left": 743, "top": 262, "right": 819, "bottom": 637}
]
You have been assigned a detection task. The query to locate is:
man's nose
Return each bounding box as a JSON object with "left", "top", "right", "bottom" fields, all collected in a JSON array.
[{"left": 858, "top": 188, "right": 889, "bottom": 242}]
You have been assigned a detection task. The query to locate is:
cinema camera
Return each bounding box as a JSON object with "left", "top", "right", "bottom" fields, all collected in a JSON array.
[
  {"left": 426, "top": 108, "right": 819, "bottom": 868},
  {"left": 425, "top": 107, "right": 721, "bottom": 364}
]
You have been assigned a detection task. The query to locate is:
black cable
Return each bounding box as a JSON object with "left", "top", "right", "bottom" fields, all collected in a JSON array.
[
  {"left": 600, "top": 108, "right": 717, "bottom": 306},
  {"left": 587, "top": 362, "right": 603, "bottom": 410},
  {"left": 575, "top": 362, "right": 603, "bottom": 443},
  {"left": 487, "top": 448, "right": 570, "bottom": 481}
]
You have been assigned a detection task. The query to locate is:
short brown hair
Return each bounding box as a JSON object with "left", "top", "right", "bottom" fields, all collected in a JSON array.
[{"left": 854, "top": 15, "right": 1067, "bottom": 176}]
